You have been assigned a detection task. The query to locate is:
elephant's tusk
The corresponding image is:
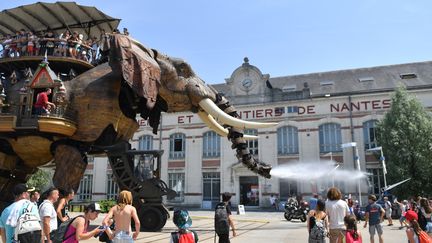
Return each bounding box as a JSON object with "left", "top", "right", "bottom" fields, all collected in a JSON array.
[
  {"left": 198, "top": 98, "right": 278, "bottom": 129},
  {"left": 197, "top": 111, "right": 258, "bottom": 140}
]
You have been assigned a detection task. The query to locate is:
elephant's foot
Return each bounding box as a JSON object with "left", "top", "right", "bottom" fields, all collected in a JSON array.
[
  {"left": 53, "top": 145, "right": 87, "bottom": 192},
  {"left": 0, "top": 152, "right": 36, "bottom": 211}
]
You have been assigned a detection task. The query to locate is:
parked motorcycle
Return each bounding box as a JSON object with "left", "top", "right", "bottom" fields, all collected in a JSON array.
[{"left": 284, "top": 199, "right": 309, "bottom": 222}]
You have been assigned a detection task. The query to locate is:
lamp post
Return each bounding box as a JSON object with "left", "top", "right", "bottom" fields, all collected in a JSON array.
[
  {"left": 342, "top": 142, "right": 362, "bottom": 206},
  {"left": 366, "top": 146, "right": 387, "bottom": 189}
]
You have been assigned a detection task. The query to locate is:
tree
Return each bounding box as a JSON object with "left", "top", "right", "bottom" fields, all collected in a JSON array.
[
  {"left": 27, "top": 169, "right": 51, "bottom": 191},
  {"left": 377, "top": 86, "right": 432, "bottom": 198}
]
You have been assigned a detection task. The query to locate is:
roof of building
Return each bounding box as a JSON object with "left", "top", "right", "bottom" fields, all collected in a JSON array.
[
  {"left": 268, "top": 61, "right": 432, "bottom": 97},
  {"left": 213, "top": 60, "right": 432, "bottom": 103}
]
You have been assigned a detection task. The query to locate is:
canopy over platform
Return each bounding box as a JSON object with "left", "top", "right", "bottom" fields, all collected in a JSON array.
[{"left": 0, "top": 1, "right": 120, "bottom": 39}]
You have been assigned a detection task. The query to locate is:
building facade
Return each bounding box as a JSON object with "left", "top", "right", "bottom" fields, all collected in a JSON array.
[{"left": 75, "top": 59, "right": 432, "bottom": 208}]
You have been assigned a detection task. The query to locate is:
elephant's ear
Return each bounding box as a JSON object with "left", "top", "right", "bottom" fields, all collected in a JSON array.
[{"left": 109, "top": 34, "right": 161, "bottom": 110}]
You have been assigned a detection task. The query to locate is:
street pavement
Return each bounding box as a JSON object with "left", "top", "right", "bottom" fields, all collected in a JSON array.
[{"left": 73, "top": 210, "right": 407, "bottom": 243}]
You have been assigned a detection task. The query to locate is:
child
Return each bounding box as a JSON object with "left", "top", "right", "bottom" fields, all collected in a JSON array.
[
  {"left": 171, "top": 209, "right": 198, "bottom": 243},
  {"left": 344, "top": 214, "right": 362, "bottom": 243}
]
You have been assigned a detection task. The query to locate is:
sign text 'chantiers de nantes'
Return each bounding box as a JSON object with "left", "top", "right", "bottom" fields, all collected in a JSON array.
[{"left": 138, "top": 98, "right": 391, "bottom": 126}]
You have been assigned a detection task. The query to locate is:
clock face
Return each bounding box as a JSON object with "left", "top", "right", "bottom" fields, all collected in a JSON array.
[{"left": 242, "top": 79, "right": 253, "bottom": 88}]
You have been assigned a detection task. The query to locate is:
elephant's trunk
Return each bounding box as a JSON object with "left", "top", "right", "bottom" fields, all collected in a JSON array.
[{"left": 211, "top": 94, "right": 272, "bottom": 179}]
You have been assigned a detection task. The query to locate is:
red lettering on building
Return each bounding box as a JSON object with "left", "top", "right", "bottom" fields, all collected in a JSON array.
[
  {"left": 350, "top": 102, "right": 360, "bottom": 111},
  {"left": 256, "top": 109, "right": 263, "bottom": 118},
  {"left": 330, "top": 104, "right": 340, "bottom": 112},
  {"left": 265, "top": 109, "right": 273, "bottom": 117},
  {"left": 243, "top": 110, "right": 251, "bottom": 119},
  {"left": 340, "top": 103, "right": 350, "bottom": 112},
  {"left": 382, "top": 99, "right": 391, "bottom": 108},
  {"left": 178, "top": 116, "right": 184, "bottom": 124},
  {"left": 360, "top": 101, "right": 371, "bottom": 110},
  {"left": 372, "top": 100, "right": 381, "bottom": 109}
]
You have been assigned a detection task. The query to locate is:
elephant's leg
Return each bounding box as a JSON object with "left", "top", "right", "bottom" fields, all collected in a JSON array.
[
  {"left": 52, "top": 145, "right": 87, "bottom": 192},
  {"left": 0, "top": 152, "right": 36, "bottom": 210}
]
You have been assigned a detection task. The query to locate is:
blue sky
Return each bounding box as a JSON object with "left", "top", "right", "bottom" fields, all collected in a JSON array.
[{"left": 2, "top": 1, "right": 432, "bottom": 84}]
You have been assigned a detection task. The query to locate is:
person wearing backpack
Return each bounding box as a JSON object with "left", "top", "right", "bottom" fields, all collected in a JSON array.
[
  {"left": 405, "top": 210, "right": 432, "bottom": 243},
  {"left": 307, "top": 199, "right": 329, "bottom": 243},
  {"left": 170, "top": 209, "right": 198, "bottom": 243},
  {"left": 418, "top": 198, "right": 432, "bottom": 237},
  {"left": 344, "top": 215, "right": 362, "bottom": 243},
  {"left": 0, "top": 183, "right": 42, "bottom": 243},
  {"left": 59, "top": 202, "right": 107, "bottom": 243},
  {"left": 214, "top": 192, "right": 236, "bottom": 243}
]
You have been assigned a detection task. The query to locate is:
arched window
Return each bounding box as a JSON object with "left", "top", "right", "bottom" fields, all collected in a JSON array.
[
  {"left": 203, "top": 131, "right": 220, "bottom": 158},
  {"left": 319, "top": 123, "right": 342, "bottom": 153},
  {"left": 170, "top": 133, "right": 186, "bottom": 159},
  {"left": 363, "top": 120, "right": 378, "bottom": 150},
  {"left": 244, "top": 129, "right": 258, "bottom": 155},
  {"left": 277, "top": 126, "right": 299, "bottom": 155},
  {"left": 138, "top": 135, "right": 153, "bottom": 150}
]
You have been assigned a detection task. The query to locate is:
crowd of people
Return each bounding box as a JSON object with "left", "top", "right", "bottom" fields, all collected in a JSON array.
[
  {"left": 305, "top": 187, "right": 432, "bottom": 243},
  {"left": 0, "top": 27, "right": 130, "bottom": 65},
  {"left": 0, "top": 184, "right": 140, "bottom": 243},
  {"left": 2, "top": 183, "right": 431, "bottom": 243}
]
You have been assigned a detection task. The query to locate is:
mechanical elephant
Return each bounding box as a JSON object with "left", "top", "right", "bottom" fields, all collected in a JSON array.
[{"left": 0, "top": 34, "right": 275, "bottom": 209}]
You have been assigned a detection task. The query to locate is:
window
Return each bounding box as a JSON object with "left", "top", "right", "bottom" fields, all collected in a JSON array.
[
  {"left": 78, "top": 174, "right": 93, "bottom": 201},
  {"left": 139, "top": 135, "right": 153, "bottom": 150},
  {"left": 203, "top": 131, "right": 220, "bottom": 158},
  {"left": 367, "top": 168, "right": 384, "bottom": 194},
  {"left": 277, "top": 126, "right": 299, "bottom": 155},
  {"left": 202, "top": 172, "right": 220, "bottom": 204},
  {"left": 319, "top": 123, "right": 342, "bottom": 153},
  {"left": 106, "top": 173, "right": 119, "bottom": 200},
  {"left": 279, "top": 179, "right": 297, "bottom": 201},
  {"left": 274, "top": 107, "right": 285, "bottom": 115},
  {"left": 170, "top": 133, "right": 186, "bottom": 159},
  {"left": 244, "top": 129, "right": 258, "bottom": 155},
  {"left": 168, "top": 172, "right": 185, "bottom": 202},
  {"left": 363, "top": 120, "right": 378, "bottom": 150},
  {"left": 287, "top": 106, "right": 298, "bottom": 114}
]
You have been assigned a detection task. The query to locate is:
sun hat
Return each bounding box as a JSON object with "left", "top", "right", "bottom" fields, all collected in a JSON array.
[
  {"left": 405, "top": 210, "right": 418, "bottom": 222},
  {"left": 173, "top": 209, "right": 192, "bottom": 229}
]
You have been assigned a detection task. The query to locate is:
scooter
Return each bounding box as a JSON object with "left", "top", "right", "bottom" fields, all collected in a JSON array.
[{"left": 284, "top": 200, "right": 309, "bottom": 222}]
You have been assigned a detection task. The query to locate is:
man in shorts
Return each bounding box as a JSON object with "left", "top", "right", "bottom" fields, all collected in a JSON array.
[
  {"left": 364, "top": 194, "right": 385, "bottom": 243},
  {"left": 383, "top": 196, "right": 393, "bottom": 226}
]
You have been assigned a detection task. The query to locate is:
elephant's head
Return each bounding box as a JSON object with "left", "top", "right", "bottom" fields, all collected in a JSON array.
[{"left": 108, "top": 34, "right": 276, "bottom": 178}]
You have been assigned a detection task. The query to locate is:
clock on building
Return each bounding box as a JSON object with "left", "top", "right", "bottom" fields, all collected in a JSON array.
[{"left": 242, "top": 79, "right": 253, "bottom": 89}]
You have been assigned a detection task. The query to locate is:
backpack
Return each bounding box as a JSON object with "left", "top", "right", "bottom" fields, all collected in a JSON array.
[
  {"left": 345, "top": 229, "right": 362, "bottom": 243},
  {"left": 171, "top": 231, "right": 198, "bottom": 243},
  {"left": 309, "top": 218, "right": 326, "bottom": 241},
  {"left": 418, "top": 230, "right": 432, "bottom": 243},
  {"left": 51, "top": 215, "right": 84, "bottom": 243},
  {"left": 14, "top": 202, "right": 42, "bottom": 241},
  {"left": 214, "top": 204, "right": 229, "bottom": 235}
]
